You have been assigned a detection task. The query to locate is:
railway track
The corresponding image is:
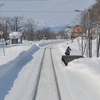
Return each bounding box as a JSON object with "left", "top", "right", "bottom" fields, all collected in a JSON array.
[{"left": 32, "top": 47, "right": 61, "bottom": 100}]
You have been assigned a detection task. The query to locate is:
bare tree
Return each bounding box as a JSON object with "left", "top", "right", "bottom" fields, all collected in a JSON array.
[
  {"left": 75, "top": 0, "right": 100, "bottom": 57},
  {"left": 23, "top": 18, "right": 38, "bottom": 41},
  {"left": 56, "top": 31, "right": 66, "bottom": 39},
  {"left": 6, "top": 16, "right": 24, "bottom": 32},
  {"left": 35, "top": 27, "right": 56, "bottom": 40},
  {"left": 0, "top": 16, "right": 9, "bottom": 40}
]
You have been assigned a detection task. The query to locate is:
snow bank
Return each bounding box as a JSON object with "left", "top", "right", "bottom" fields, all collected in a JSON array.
[
  {"left": 0, "top": 44, "right": 40, "bottom": 100},
  {"left": 0, "top": 44, "right": 40, "bottom": 78}
]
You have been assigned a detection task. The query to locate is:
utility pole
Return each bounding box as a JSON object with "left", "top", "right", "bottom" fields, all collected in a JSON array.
[
  {"left": 15, "top": 17, "right": 18, "bottom": 31},
  {"left": 5, "top": 20, "right": 8, "bottom": 40},
  {"left": 87, "top": 9, "right": 92, "bottom": 57},
  {"left": 0, "top": 31, "right": 5, "bottom": 56},
  {"left": 96, "top": 24, "right": 100, "bottom": 57},
  {"left": 75, "top": 9, "right": 93, "bottom": 57}
]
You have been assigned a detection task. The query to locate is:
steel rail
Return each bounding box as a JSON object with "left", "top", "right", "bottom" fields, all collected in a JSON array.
[
  {"left": 32, "top": 47, "right": 61, "bottom": 100},
  {"left": 32, "top": 48, "right": 46, "bottom": 100},
  {"left": 50, "top": 47, "right": 61, "bottom": 100}
]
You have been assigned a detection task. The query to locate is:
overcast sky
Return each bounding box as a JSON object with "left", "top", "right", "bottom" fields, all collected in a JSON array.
[{"left": 0, "top": 0, "right": 95, "bottom": 27}]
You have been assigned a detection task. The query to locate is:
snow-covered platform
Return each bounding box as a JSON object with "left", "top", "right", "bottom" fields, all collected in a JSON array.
[{"left": 62, "top": 55, "right": 84, "bottom": 66}]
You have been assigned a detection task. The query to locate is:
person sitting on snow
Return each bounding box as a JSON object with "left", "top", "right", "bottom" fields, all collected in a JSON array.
[{"left": 65, "top": 46, "right": 71, "bottom": 55}]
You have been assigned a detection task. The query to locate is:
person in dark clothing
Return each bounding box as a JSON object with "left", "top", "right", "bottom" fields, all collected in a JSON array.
[{"left": 65, "top": 46, "right": 71, "bottom": 55}]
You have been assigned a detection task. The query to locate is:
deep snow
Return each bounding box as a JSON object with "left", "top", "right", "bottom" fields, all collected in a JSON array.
[{"left": 0, "top": 39, "right": 100, "bottom": 100}]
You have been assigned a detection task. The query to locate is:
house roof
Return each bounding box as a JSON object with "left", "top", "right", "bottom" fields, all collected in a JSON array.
[{"left": 9, "top": 32, "right": 22, "bottom": 39}]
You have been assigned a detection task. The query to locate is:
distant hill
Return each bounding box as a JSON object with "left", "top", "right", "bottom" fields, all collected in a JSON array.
[
  {"left": 49, "top": 25, "right": 67, "bottom": 33},
  {"left": 36, "top": 25, "right": 67, "bottom": 33}
]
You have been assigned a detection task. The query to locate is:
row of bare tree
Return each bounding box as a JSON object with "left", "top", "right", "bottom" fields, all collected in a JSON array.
[
  {"left": 0, "top": 16, "right": 35, "bottom": 40},
  {"left": 0, "top": 16, "right": 61, "bottom": 41}
]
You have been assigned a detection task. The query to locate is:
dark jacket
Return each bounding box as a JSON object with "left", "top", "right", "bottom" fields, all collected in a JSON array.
[{"left": 65, "top": 47, "right": 71, "bottom": 55}]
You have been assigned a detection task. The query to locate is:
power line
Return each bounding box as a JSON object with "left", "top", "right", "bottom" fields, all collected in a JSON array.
[
  {"left": 0, "top": 0, "right": 66, "bottom": 1},
  {"left": 0, "top": 10, "right": 75, "bottom": 13},
  {"left": 0, "top": 0, "right": 54, "bottom": 1},
  {"left": 0, "top": 0, "right": 47, "bottom": 1}
]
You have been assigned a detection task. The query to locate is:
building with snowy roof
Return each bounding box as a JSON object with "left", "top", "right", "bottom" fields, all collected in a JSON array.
[{"left": 9, "top": 32, "right": 22, "bottom": 44}]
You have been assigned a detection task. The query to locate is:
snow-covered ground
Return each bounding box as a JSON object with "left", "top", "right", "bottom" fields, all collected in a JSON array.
[{"left": 0, "top": 38, "right": 100, "bottom": 100}]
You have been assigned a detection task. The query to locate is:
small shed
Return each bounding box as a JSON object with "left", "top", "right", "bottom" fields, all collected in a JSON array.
[{"left": 9, "top": 32, "right": 22, "bottom": 44}]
